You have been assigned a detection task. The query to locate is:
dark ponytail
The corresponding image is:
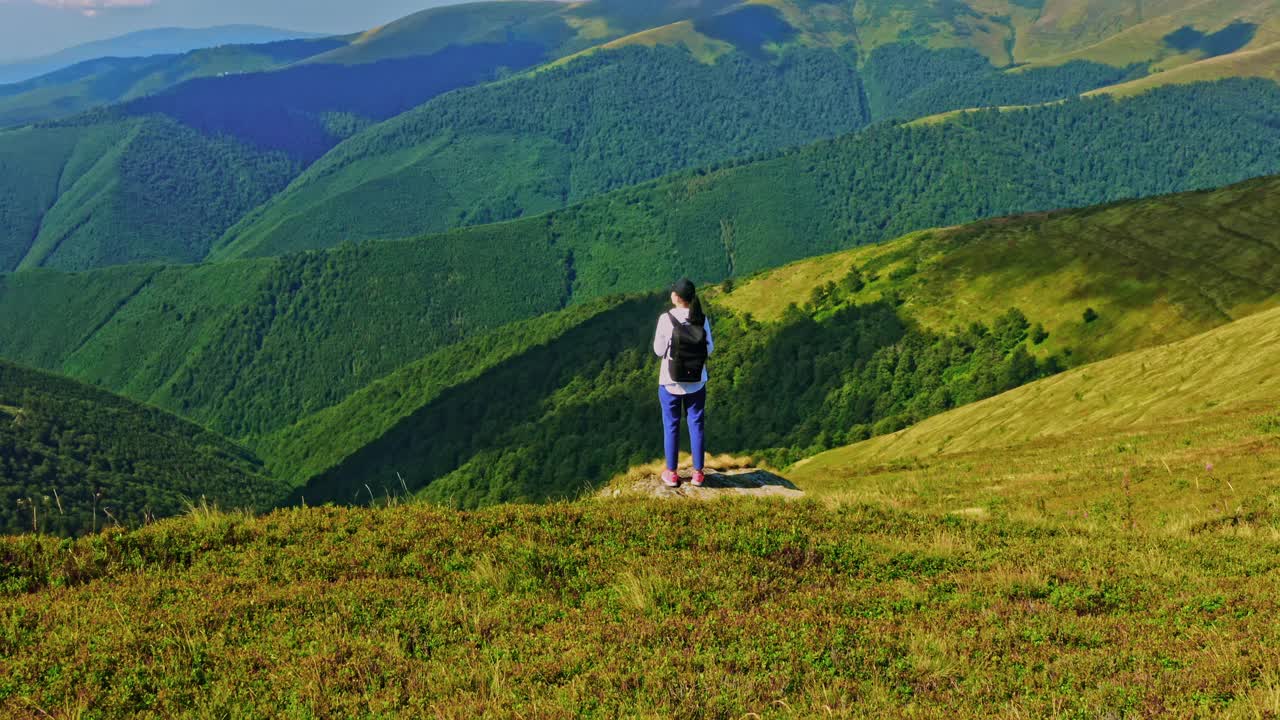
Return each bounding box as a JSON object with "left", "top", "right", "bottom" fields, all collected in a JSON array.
[
  {"left": 688, "top": 294, "right": 705, "bottom": 326},
  {"left": 672, "top": 277, "right": 705, "bottom": 325}
]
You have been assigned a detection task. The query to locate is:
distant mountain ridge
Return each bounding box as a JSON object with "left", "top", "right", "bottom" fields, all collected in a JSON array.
[
  {"left": 0, "top": 36, "right": 348, "bottom": 131},
  {"left": 0, "top": 25, "right": 324, "bottom": 85}
]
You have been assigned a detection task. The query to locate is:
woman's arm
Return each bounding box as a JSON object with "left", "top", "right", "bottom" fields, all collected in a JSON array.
[
  {"left": 653, "top": 315, "right": 670, "bottom": 357},
  {"left": 705, "top": 317, "right": 714, "bottom": 356}
]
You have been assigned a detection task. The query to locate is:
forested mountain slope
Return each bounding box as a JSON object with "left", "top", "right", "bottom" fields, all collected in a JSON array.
[
  {"left": 0, "top": 2, "right": 610, "bottom": 272},
  {"left": 215, "top": 3, "right": 1176, "bottom": 259},
  {"left": 2, "top": 86, "right": 1279, "bottom": 439},
  {"left": 0, "top": 361, "right": 283, "bottom": 536},
  {"left": 0, "top": 114, "right": 305, "bottom": 272},
  {"left": 211, "top": 42, "right": 874, "bottom": 257},
  {"left": 0, "top": 118, "right": 297, "bottom": 272}
]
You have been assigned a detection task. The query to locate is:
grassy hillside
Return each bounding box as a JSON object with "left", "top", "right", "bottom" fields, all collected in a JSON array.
[
  {"left": 3, "top": 499, "right": 1279, "bottom": 715},
  {"left": 1090, "top": 40, "right": 1280, "bottom": 97},
  {"left": 0, "top": 37, "right": 347, "bottom": 129},
  {"left": 1008, "top": 0, "right": 1280, "bottom": 66},
  {"left": 0, "top": 361, "right": 285, "bottom": 537},
  {"left": 873, "top": 4, "right": 1280, "bottom": 118},
  {"left": 789, "top": 305, "right": 1280, "bottom": 533},
  {"left": 718, "top": 171, "right": 1280, "bottom": 363}
]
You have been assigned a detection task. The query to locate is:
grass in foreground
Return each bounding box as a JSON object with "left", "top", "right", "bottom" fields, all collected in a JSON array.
[{"left": 3, "top": 499, "right": 1280, "bottom": 717}]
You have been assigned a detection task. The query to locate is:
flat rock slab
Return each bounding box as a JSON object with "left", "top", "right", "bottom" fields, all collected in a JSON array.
[{"left": 603, "top": 468, "right": 804, "bottom": 500}]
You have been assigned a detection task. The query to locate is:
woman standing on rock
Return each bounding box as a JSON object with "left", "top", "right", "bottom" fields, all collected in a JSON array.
[{"left": 652, "top": 278, "right": 713, "bottom": 488}]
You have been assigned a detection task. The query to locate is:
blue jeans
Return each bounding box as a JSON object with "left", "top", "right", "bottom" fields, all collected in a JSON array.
[{"left": 659, "top": 386, "right": 705, "bottom": 471}]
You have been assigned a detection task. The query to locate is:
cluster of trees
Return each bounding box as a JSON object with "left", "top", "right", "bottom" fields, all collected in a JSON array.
[
  {"left": 718, "top": 295, "right": 1060, "bottom": 464},
  {"left": 806, "top": 78, "right": 1280, "bottom": 250},
  {"left": 0, "top": 361, "right": 284, "bottom": 536}
]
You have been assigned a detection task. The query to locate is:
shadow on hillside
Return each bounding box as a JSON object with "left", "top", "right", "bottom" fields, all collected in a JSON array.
[
  {"left": 285, "top": 295, "right": 669, "bottom": 508},
  {"left": 694, "top": 5, "right": 796, "bottom": 58},
  {"left": 704, "top": 469, "right": 798, "bottom": 491},
  {"left": 124, "top": 41, "right": 551, "bottom": 161},
  {"left": 603, "top": 467, "right": 804, "bottom": 500}
]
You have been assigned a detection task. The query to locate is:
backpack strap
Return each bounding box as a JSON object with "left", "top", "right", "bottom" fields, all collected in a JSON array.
[{"left": 665, "top": 311, "right": 680, "bottom": 359}]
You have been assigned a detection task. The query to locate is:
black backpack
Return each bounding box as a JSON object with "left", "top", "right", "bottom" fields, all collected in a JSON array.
[{"left": 667, "top": 311, "right": 708, "bottom": 383}]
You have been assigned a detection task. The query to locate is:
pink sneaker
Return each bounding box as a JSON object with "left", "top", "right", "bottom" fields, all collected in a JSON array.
[
  {"left": 691, "top": 470, "right": 706, "bottom": 487},
  {"left": 661, "top": 469, "right": 680, "bottom": 488}
]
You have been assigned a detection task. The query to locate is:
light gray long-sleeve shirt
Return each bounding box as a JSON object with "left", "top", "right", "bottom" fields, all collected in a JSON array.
[{"left": 652, "top": 307, "right": 713, "bottom": 395}]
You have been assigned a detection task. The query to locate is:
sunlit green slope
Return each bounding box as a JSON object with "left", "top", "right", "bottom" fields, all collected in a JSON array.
[{"left": 789, "top": 305, "right": 1280, "bottom": 532}]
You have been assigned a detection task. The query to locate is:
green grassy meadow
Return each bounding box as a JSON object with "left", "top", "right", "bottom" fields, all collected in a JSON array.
[{"left": 3, "top": 496, "right": 1278, "bottom": 716}]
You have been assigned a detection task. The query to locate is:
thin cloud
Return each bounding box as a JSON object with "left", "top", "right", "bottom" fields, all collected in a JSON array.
[{"left": 31, "top": 0, "right": 153, "bottom": 16}]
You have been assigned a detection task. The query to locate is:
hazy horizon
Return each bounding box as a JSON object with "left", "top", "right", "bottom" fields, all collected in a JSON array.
[{"left": 0, "top": 0, "right": 484, "bottom": 62}]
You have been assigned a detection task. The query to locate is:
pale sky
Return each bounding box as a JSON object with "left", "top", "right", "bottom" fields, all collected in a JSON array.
[{"left": 0, "top": 0, "right": 474, "bottom": 61}]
